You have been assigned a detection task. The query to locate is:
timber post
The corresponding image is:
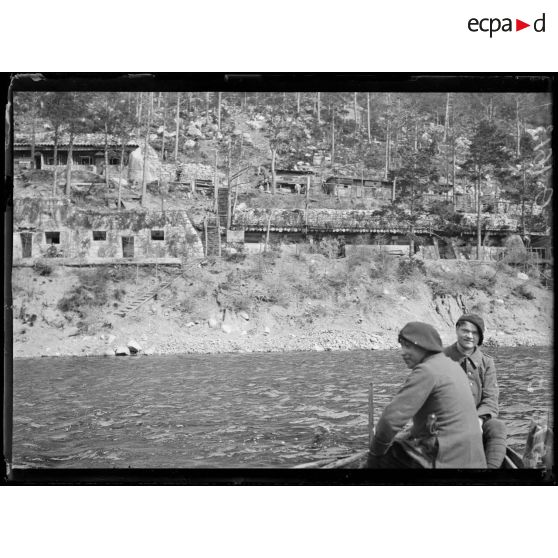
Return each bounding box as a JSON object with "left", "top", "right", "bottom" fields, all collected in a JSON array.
[{"left": 368, "top": 382, "right": 374, "bottom": 448}]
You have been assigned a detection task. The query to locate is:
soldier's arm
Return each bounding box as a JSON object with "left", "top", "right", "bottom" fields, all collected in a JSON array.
[
  {"left": 477, "top": 355, "right": 499, "bottom": 419},
  {"left": 370, "top": 367, "right": 435, "bottom": 455}
]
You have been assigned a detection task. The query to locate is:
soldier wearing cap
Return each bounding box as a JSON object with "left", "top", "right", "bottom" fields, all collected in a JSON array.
[
  {"left": 367, "top": 321, "right": 486, "bottom": 468},
  {"left": 444, "top": 314, "right": 507, "bottom": 468}
]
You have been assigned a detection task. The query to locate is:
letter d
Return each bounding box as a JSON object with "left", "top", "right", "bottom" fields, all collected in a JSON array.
[{"left": 534, "top": 13, "right": 545, "bottom": 32}]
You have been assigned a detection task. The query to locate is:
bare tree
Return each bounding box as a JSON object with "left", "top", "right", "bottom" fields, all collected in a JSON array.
[
  {"left": 141, "top": 92, "right": 153, "bottom": 206},
  {"left": 174, "top": 93, "right": 180, "bottom": 162}
]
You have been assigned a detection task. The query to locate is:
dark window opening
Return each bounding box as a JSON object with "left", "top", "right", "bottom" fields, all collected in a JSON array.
[
  {"left": 151, "top": 230, "right": 165, "bottom": 241},
  {"left": 109, "top": 157, "right": 120, "bottom": 165},
  {"left": 93, "top": 231, "right": 107, "bottom": 241},
  {"left": 45, "top": 232, "right": 60, "bottom": 244}
]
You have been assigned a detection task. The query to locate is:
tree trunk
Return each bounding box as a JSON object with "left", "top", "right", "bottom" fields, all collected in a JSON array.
[
  {"left": 226, "top": 139, "right": 231, "bottom": 230},
  {"left": 52, "top": 126, "right": 59, "bottom": 196},
  {"left": 217, "top": 91, "right": 222, "bottom": 131},
  {"left": 330, "top": 111, "right": 335, "bottom": 168},
  {"left": 137, "top": 92, "right": 143, "bottom": 130},
  {"left": 451, "top": 101, "right": 456, "bottom": 209},
  {"left": 296, "top": 92, "right": 300, "bottom": 115},
  {"left": 270, "top": 148, "right": 277, "bottom": 194},
  {"left": 365, "top": 93, "right": 372, "bottom": 145},
  {"left": 317, "top": 92, "right": 321, "bottom": 122},
  {"left": 354, "top": 92, "right": 358, "bottom": 129},
  {"left": 516, "top": 97, "right": 521, "bottom": 157},
  {"left": 104, "top": 119, "right": 110, "bottom": 192},
  {"left": 384, "top": 97, "right": 391, "bottom": 180},
  {"left": 161, "top": 95, "right": 167, "bottom": 161},
  {"left": 30, "top": 95, "right": 37, "bottom": 169},
  {"left": 521, "top": 167, "right": 526, "bottom": 236},
  {"left": 65, "top": 133, "right": 74, "bottom": 197},
  {"left": 174, "top": 93, "right": 180, "bottom": 162},
  {"left": 213, "top": 150, "right": 218, "bottom": 212},
  {"left": 117, "top": 140, "right": 125, "bottom": 210},
  {"left": 476, "top": 173, "right": 482, "bottom": 259},
  {"left": 206, "top": 92, "right": 210, "bottom": 125},
  {"left": 141, "top": 92, "right": 153, "bottom": 206},
  {"left": 443, "top": 93, "right": 450, "bottom": 143},
  {"left": 452, "top": 131, "right": 456, "bottom": 209},
  {"left": 264, "top": 211, "right": 272, "bottom": 253}
]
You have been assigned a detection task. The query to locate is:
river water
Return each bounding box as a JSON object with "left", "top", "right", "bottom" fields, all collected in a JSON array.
[{"left": 12, "top": 347, "right": 553, "bottom": 468}]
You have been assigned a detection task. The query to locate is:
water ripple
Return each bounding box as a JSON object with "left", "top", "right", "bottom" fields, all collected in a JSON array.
[{"left": 12, "top": 347, "right": 553, "bottom": 468}]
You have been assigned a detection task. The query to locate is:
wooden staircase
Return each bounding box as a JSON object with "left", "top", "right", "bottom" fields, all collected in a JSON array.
[
  {"left": 202, "top": 188, "right": 229, "bottom": 256},
  {"left": 115, "top": 259, "right": 203, "bottom": 318},
  {"left": 115, "top": 278, "right": 175, "bottom": 318}
]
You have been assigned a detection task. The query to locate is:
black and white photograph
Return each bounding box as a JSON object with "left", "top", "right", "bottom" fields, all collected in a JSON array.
[{"left": 4, "top": 75, "right": 554, "bottom": 482}]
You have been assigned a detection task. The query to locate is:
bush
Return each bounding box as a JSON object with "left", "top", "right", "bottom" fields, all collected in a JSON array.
[
  {"left": 397, "top": 258, "right": 425, "bottom": 280},
  {"left": 513, "top": 282, "right": 536, "bottom": 300},
  {"left": 57, "top": 269, "right": 110, "bottom": 313},
  {"left": 113, "top": 288, "right": 126, "bottom": 301},
  {"left": 33, "top": 260, "right": 53, "bottom": 276}
]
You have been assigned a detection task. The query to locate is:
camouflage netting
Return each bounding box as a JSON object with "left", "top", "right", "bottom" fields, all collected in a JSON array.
[
  {"left": 232, "top": 209, "right": 436, "bottom": 232},
  {"left": 13, "top": 199, "right": 196, "bottom": 233},
  {"left": 128, "top": 144, "right": 162, "bottom": 184}
]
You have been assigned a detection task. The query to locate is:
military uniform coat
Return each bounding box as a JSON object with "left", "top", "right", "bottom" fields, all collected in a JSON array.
[
  {"left": 444, "top": 343, "right": 499, "bottom": 419},
  {"left": 370, "top": 352, "right": 487, "bottom": 468}
]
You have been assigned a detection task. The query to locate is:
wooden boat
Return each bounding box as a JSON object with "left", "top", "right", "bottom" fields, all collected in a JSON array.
[
  {"left": 294, "top": 383, "right": 550, "bottom": 470},
  {"left": 295, "top": 445, "right": 525, "bottom": 469}
]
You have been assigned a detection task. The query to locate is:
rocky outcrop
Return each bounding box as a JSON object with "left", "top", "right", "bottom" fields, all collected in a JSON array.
[{"left": 127, "top": 339, "right": 142, "bottom": 354}]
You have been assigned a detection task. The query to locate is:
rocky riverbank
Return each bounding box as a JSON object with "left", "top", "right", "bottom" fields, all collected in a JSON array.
[{"left": 12, "top": 253, "right": 553, "bottom": 359}]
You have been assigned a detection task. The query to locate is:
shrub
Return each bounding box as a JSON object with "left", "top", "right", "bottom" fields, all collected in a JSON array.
[
  {"left": 33, "top": 260, "right": 53, "bottom": 276},
  {"left": 397, "top": 258, "right": 426, "bottom": 280},
  {"left": 513, "top": 282, "right": 536, "bottom": 300},
  {"left": 310, "top": 237, "right": 339, "bottom": 259},
  {"left": 57, "top": 269, "right": 110, "bottom": 313},
  {"left": 113, "top": 288, "right": 126, "bottom": 301}
]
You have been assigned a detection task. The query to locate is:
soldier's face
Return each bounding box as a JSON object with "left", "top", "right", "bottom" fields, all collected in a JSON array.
[
  {"left": 399, "top": 339, "right": 428, "bottom": 369},
  {"left": 456, "top": 322, "right": 480, "bottom": 352}
]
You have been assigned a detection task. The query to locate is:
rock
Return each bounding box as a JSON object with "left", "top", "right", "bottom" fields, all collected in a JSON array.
[
  {"left": 495, "top": 299, "right": 505, "bottom": 305},
  {"left": 66, "top": 326, "right": 80, "bottom": 337},
  {"left": 239, "top": 311, "right": 250, "bottom": 321},
  {"left": 517, "top": 272, "right": 529, "bottom": 281},
  {"left": 103, "top": 350, "right": 114, "bottom": 356},
  {"left": 107, "top": 334, "right": 116, "bottom": 344},
  {"left": 313, "top": 344, "right": 324, "bottom": 351},
  {"left": 208, "top": 318, "right": 219, "bottom": 329},
  {"left": 186, "top": 124, "right": 203, "bottom": 138},
  {"left": 128, "top": 340, "right": 142, "bottom": 354},
  {"left": 221, "top": 324, "right": 232, "bottom": 334},
  {"left": 382, "top": 288, "right": 390, "bottom": 295},
  {"left": 264, "top": 326, "right": 271, "bottom": 335},
  {"left": 144, "top": 347, "right": 155, "bottom": 355},
  {"left": 42, "top": 308, "right": 65, "bottom": 328},
  {"left": 115, "top": 346, "right": 130, "bottom": 356},
  {"left": 185, "top": 322, "right": 195, "bottom": 328}
]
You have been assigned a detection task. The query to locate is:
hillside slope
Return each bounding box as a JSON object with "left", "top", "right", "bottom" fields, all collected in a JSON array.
[{"left": 12, "top": 251, "right": 552, "bottom": 358}]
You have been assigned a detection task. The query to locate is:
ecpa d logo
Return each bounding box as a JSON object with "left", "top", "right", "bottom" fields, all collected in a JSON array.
[{"left": 468, "top": 13, "right": 546, "bottom": 37}]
